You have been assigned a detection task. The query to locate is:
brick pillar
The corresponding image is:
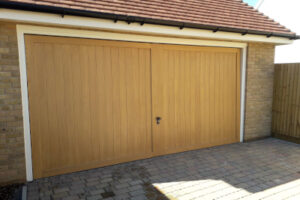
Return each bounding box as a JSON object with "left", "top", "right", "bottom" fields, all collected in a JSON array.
[
  {"left": 244, "top": 43, "right": 275, "bottom": 141},
  {"left": 0, "top": 22, "right": 26, "bottom": 185}
]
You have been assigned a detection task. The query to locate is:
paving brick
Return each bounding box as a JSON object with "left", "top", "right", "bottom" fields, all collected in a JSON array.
[
  {"left": 62, "top": 196, "right": 80, "bottom": 200},
  {"left": 115, "top": 182, "right": 129, "bottom": 189},
  {"left": 89, "top": 189, "right": 105, "bottom": 196},
  {"left": 129, "top": 180, "right": 143, "bottom": 186},
  {"left": 129, "top": 185, "right": 143, "bottom": 192},
  {"left": 86, "top": 181, "right": 100, "bottom": 187},
  {"left": 131, "top": 194, "right": 147, "bottom": 200},
  {"left": 130, "top": 189, "right": 145, "bottom": 196},
  {"left": 54, "top": 187, "right": 69, "bottom": 194},
  {"left": 52, "top": 191, "right": 69, "bottom": 199},
  {"left": 86, "top": 195, "right": 103, "bottom": 200},
  {"left": 114, "top": 194, "right": 131, "bottom": 200},
  {"left": 114, "top": 188, "right": 130, "bottom": 195}
]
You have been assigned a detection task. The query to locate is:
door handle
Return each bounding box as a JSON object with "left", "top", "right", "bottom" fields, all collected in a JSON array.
[{"left": 156, "top": 117, "right": 162, "bottom": 125}]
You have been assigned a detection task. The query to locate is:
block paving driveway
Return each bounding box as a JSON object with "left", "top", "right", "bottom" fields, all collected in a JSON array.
[{"left": 27, "top": 138, "right": 300, "bottom": 200}]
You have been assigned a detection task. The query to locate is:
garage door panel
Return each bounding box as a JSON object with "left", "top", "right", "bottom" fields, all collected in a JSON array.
[
  {"left": 152, "top": 46, "right": 240, "bottom": 155},
  {"left": 25, "top": 35, "right": 152, "bottom": 178}
]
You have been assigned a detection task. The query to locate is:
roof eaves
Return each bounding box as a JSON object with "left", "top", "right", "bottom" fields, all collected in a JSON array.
[{"left": 1, "top": 1, "right": 299, "bottom": 40}]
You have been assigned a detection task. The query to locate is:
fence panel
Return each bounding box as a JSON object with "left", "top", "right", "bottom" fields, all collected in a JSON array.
[{"left": 272, "top": 63, "right": 300, "bottom": 143}]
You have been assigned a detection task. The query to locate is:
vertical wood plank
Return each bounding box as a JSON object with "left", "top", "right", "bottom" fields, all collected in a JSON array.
[{"left": 272, "top": 63, "right": 300, "bottom": 142}]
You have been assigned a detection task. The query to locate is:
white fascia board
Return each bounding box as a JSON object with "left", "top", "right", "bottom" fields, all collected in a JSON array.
[
  {"left": 0, "top": 8, "right": 293, "bottom": 45},
  {"left": 17, "top": 24, "right": 247, "bottom": 48}
]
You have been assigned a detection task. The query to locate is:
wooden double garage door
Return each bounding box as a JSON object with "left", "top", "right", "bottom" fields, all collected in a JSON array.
[{"left": 25, "top": 35, "right": 240, "bottom": 179}]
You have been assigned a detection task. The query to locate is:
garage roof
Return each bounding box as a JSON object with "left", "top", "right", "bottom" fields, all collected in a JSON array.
[{"left": 1, "top": 0, "right": 298, "bottom": 39}]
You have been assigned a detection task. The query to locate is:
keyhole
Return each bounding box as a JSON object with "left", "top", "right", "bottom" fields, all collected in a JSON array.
[{"left": 156, "top": 117, "right": 161, "bottom": 124}]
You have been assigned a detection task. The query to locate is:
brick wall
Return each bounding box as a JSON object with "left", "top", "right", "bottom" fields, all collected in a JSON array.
[
  {"left": 0, "top": 22, "right": 26, "bottom": 185},
  {"left": 244, "top": 43, "right": 275, "bottom": 141}
]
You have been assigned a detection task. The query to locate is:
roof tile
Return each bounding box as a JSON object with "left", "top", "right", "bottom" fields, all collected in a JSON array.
[{"left": 3, "top": 0, "right": 295, "bottom": 36}]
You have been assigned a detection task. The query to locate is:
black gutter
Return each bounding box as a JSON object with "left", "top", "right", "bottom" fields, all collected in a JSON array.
[{"left": 1, "top": 1, "right": 299, "bottom": 40}]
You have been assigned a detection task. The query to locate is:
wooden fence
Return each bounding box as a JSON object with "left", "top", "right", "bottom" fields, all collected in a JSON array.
[{"left": 272, "top": 63, "right": 300, "bottom": 143}]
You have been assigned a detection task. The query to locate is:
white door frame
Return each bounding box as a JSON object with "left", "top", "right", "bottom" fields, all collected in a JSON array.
[{"left": 17, "top": 24, "right": 247, "bottom": 182}]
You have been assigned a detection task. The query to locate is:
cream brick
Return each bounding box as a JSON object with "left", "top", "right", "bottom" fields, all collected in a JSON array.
[
  {"left": 0, "top": 22, "right": 25, "bottom": 186},
  {"left": 244, "top": 43, "right": 275, "bottom": 141}
]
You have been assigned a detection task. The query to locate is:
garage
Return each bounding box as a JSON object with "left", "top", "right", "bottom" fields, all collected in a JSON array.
[{"left": 25, "top": 35, "right": 240, "bottom": 179}]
